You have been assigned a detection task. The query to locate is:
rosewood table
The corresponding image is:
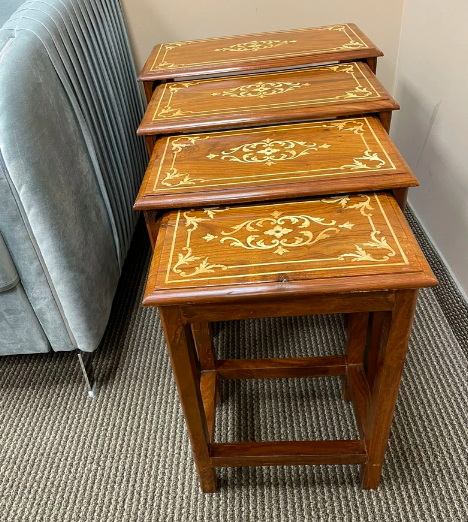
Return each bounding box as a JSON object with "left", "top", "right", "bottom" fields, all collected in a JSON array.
[
  {"left": 142, "top": 193, "right": 437, "bottom": 492},
  {"left": 138, "top": 62, "right": 398, "bottom": 141},
  {"left": 139, "top": 24, "right": 383, "bottom": 102},
  {"left": 135, "top": 116, "right": 416, "bottom": 217}
]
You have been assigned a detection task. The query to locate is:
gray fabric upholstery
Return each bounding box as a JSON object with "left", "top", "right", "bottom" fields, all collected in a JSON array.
[
  {"left": 0, "top": 0, "right": 146, "bottom": 355},
  {"left": 0, "top": 231, "right": 18, "bottom": 292},
  {"left": 0, "top": 281, "right": 49, "bottom": 355},
  {"left": 0, "top": 0, "right": 26, "bottom": 27},
  {"left": 0, "top": 229, "right": 49, "bottom": 355}
]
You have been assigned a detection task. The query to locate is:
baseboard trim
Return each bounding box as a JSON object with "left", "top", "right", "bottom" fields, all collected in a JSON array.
[{"left": 406, "top": 205, "right": 468, "bottom": 355}]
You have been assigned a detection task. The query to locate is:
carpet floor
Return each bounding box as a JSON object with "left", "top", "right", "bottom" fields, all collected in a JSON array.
[{"left": 1, "top": 213, "right": 467, "bottom": 522}]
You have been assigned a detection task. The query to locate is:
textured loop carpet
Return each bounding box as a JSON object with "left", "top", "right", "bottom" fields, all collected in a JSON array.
[{"left": 1, "top": 215, "right": 468, "bottom": 522}]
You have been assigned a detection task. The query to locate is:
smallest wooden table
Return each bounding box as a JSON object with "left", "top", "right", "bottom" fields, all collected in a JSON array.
[
  {"left": 139, "top": 24, "right": 383, "bottom": 102},
  {"left": 143, "top": 193, "right": 436, "bottom": 492}
]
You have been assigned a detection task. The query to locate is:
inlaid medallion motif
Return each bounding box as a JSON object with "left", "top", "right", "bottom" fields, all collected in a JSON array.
[
  {"left": 151, "top": 62, "right": 382, "bottom": 122},
  {"left": 207, "top": 138, "right": 331, "bottom": 166},
  {"left": 153, "top": 118, "right": 394, "bottom": 191},
  {"left": 149, "top": 24, "right": 370, "bottom": 72},
  {"left": 214, "top": 40, "right": 297, "bottom": 52},
  {"left": 164, "top": 194, "right": 408, "bottom": 283},
  {"left": 211, "top": 81, "right": 309, "bottom": 99}
]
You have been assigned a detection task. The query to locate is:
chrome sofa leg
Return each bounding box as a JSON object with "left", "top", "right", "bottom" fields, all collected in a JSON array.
[{"left": 77, "top": 350, "right": 96, "bottom": 398}]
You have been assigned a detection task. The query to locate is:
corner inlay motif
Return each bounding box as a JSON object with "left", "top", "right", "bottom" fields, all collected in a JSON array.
[
  {"left": 152, "top": 63, "right": 381, "bottom": 121},
  {"left": 155, "top": 118, "right": 392, "bottom": 190},
  {"left": 149, "top": 24, "right": 369, "bottom": 72}
]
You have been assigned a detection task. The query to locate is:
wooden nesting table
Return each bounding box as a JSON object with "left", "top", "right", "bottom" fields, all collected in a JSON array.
[
  {"left": 138, "top": 62, "right": 398, "bottom": 139},
  {"left": 136, "top": 23, "right": 435, "bottom": 493},
  {"left": 143, "top": 193, "right": 436, "bottom": 492},
  {"left": 135, "top": 116, "right": 416, "bottom": 215},
  {"left": 139, "top": 24, "right": 383, "bottom": 102}
]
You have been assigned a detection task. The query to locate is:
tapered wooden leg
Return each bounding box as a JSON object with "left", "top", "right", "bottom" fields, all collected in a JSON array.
[
  {"left": 366, "top": 311, "right": 386, "bottom": 394},
  {"left": 192, "top": 322, "right": 216, "bottom": 370},
  {"left": 143, "top": 211, "right": 159, "bottom": 250},
  {"left": 144, "top": 81, "right": 155, "bottom": 104},
  {"left": 378, "top": 111, "right": 393, "bottom": 133},
  {"left": 366, "top": 57, "right": 377, "bottom": 74},
  {"left": 145, "top": 135, "right": 156, "bottom": 156},
  {"left": 192, "top": 322, "right": 221, "bottom": 404},
  {"left": 392, "top": 188, "right": 408, "bottom": 211},
  {"left": 343, "top": 313, "right": 369, "bottom": 401},
  {"left": 361, "top": 290, "right": 418, "bottom": 489},
  {"left": 159, "top": 306, "right": 217, "bottom": 493}
]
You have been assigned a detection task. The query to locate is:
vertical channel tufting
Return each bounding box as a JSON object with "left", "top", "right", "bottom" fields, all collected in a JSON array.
[{"left": 3, "top": 0, "right": 146, "bottom": 267}]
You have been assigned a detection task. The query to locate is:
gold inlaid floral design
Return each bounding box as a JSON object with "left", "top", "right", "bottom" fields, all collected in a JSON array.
[
  {"left": 317, "top": 25, "right": 366, "bottom": 49},
  {"left": 149, "top": 25, "right": 369, "bottom": 72},
  {"left": 218, "top": 211, "right": 355, "bottom": 256},
  {"left": 154, "top": 118, "right": 394, "bottom": 191},
  {"left": 151, "top": 63, "right": 381, "bottom": 121},
  {"left": 207, "top": 138, "right": 331, "bottom": 166},
  {"left": 211, "top": 80, "right": 309, "bottom": 99},
  {"left": 322, "top": 195, "right": 396, "bottom": 262},
  {"left": 165, "top": 195, "right": 405, "bottom": 282},
  {"left": 214, "top": 40, "right": 297, "bottom": 52}
]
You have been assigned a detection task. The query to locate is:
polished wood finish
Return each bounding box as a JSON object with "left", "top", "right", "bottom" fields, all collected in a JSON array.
[
  {"left": 143, "top": 193, "right": 435, "bottom": 306},
  {"left": 342, "top": 312, "right": 369, "bottom": 401},
  {"left": 200, "top": 371, "right": 217, "bottom": 442},
  {"left": 145, "top": 192, "right": 436, "bottom": 492},
  {"left": 191, "top": 322, "right": 216, "bottom": 370},
  {"left": 179, "top": 292, "right": 394, "bottom": 323},
  {"left": 138, "top": 63, "right": 398, "bottom": 136},
  {"left": 135, "top": 117, "right": 417, "bottom": 211},
  {"left": 135, "top": 19, "right": 432, "bottom": 492},
  {"left": 139, "top": 24, "right": 382, "bottom": 83},
  {"left": 159, "top": 306, "right": 217, "bottom": 493},
  {"left": 365, "top": 311, "right": 386, "bottom": 393},
  {"left": 210, "top": 440, "right": 368, "bottom": 467},
  {"left": 143, "top": 210, "right": 160, "bottom": 250},
  {"left": 361, "top": 289, "right": 418, "bottom": 489},
  {"left": 348, "top": 365, "right": 372, "bottom": 440},
  {"left": 216, "top": 355, "right": 346, "bottom": 380}
]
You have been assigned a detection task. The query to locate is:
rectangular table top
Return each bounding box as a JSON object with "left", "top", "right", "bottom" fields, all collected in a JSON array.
[
  {"left": 144, "top": 193, "right": 436, "bottom": 306},
  {"left": 138, "top": 62, "right": 398, "bottom": 136},
  {"left": 139, "top": 24, "right": 382, "bottom": 82},
  {"left": 135, "top": 117, "right": 417, "bottom": 210}
]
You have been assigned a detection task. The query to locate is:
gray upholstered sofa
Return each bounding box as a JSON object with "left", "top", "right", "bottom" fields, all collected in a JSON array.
[{"left": 0, "top": 1, "right": 146, "bottom": 375}]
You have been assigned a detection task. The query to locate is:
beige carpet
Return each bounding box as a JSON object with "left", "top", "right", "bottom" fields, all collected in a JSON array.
[{"left": 1, "top": 219, "right": 468, "bottom": 522}]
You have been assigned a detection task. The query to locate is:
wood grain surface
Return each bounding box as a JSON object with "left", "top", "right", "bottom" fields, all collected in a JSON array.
[
  {"left": 138, "top": 62, "right": 398, "bottom": 135},
  {"left": 135, "top": 117, "right": 417, "bottom": 210},
  {"left": 139, "top": 23, "right": 382, "bottom": 82},
  {"left": 143, "top": 193, "right": 436, "bottom": 305}
]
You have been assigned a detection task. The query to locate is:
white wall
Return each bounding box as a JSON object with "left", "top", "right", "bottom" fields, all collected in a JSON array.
[
  {"left": 121, "top": 0, "right": 404, "bottom": 92},
  {"left": 391, "top": 0, "right": 468, "bottom": 296}
]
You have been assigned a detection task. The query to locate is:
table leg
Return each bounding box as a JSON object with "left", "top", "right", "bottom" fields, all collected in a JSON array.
[
  {"left": 192, "top": 322, "right": 221, "bottom": 404},
  {"left": 361, "top": 289, "right": 418, "bottom": 489},
  {"left": 159, "top": 306, "right": 217, "bottom": 493},
  {"left": 343, "top": 313, "right": 369, "bottom": 401},
  {"left": 378, "top": 111, "right": 393, "bottom": 133}
]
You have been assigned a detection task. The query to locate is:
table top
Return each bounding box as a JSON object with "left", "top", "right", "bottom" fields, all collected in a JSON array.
[
  {"left": 139, "top": 24, "right": 383, "bottom": 82},
  {"left": 135, "top": 117, "right": 417, "bottom": 210},
  {"left": 138, "top": 62, "right": 398, "bottom": 136},
  {"left": 143, "top": 193, "right": 436, "bottom": 306}
]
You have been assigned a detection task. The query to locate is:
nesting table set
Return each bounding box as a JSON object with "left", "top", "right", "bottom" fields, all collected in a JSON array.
[{"left": 135, "top": 24, "right": 437, "bottom": 493}]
